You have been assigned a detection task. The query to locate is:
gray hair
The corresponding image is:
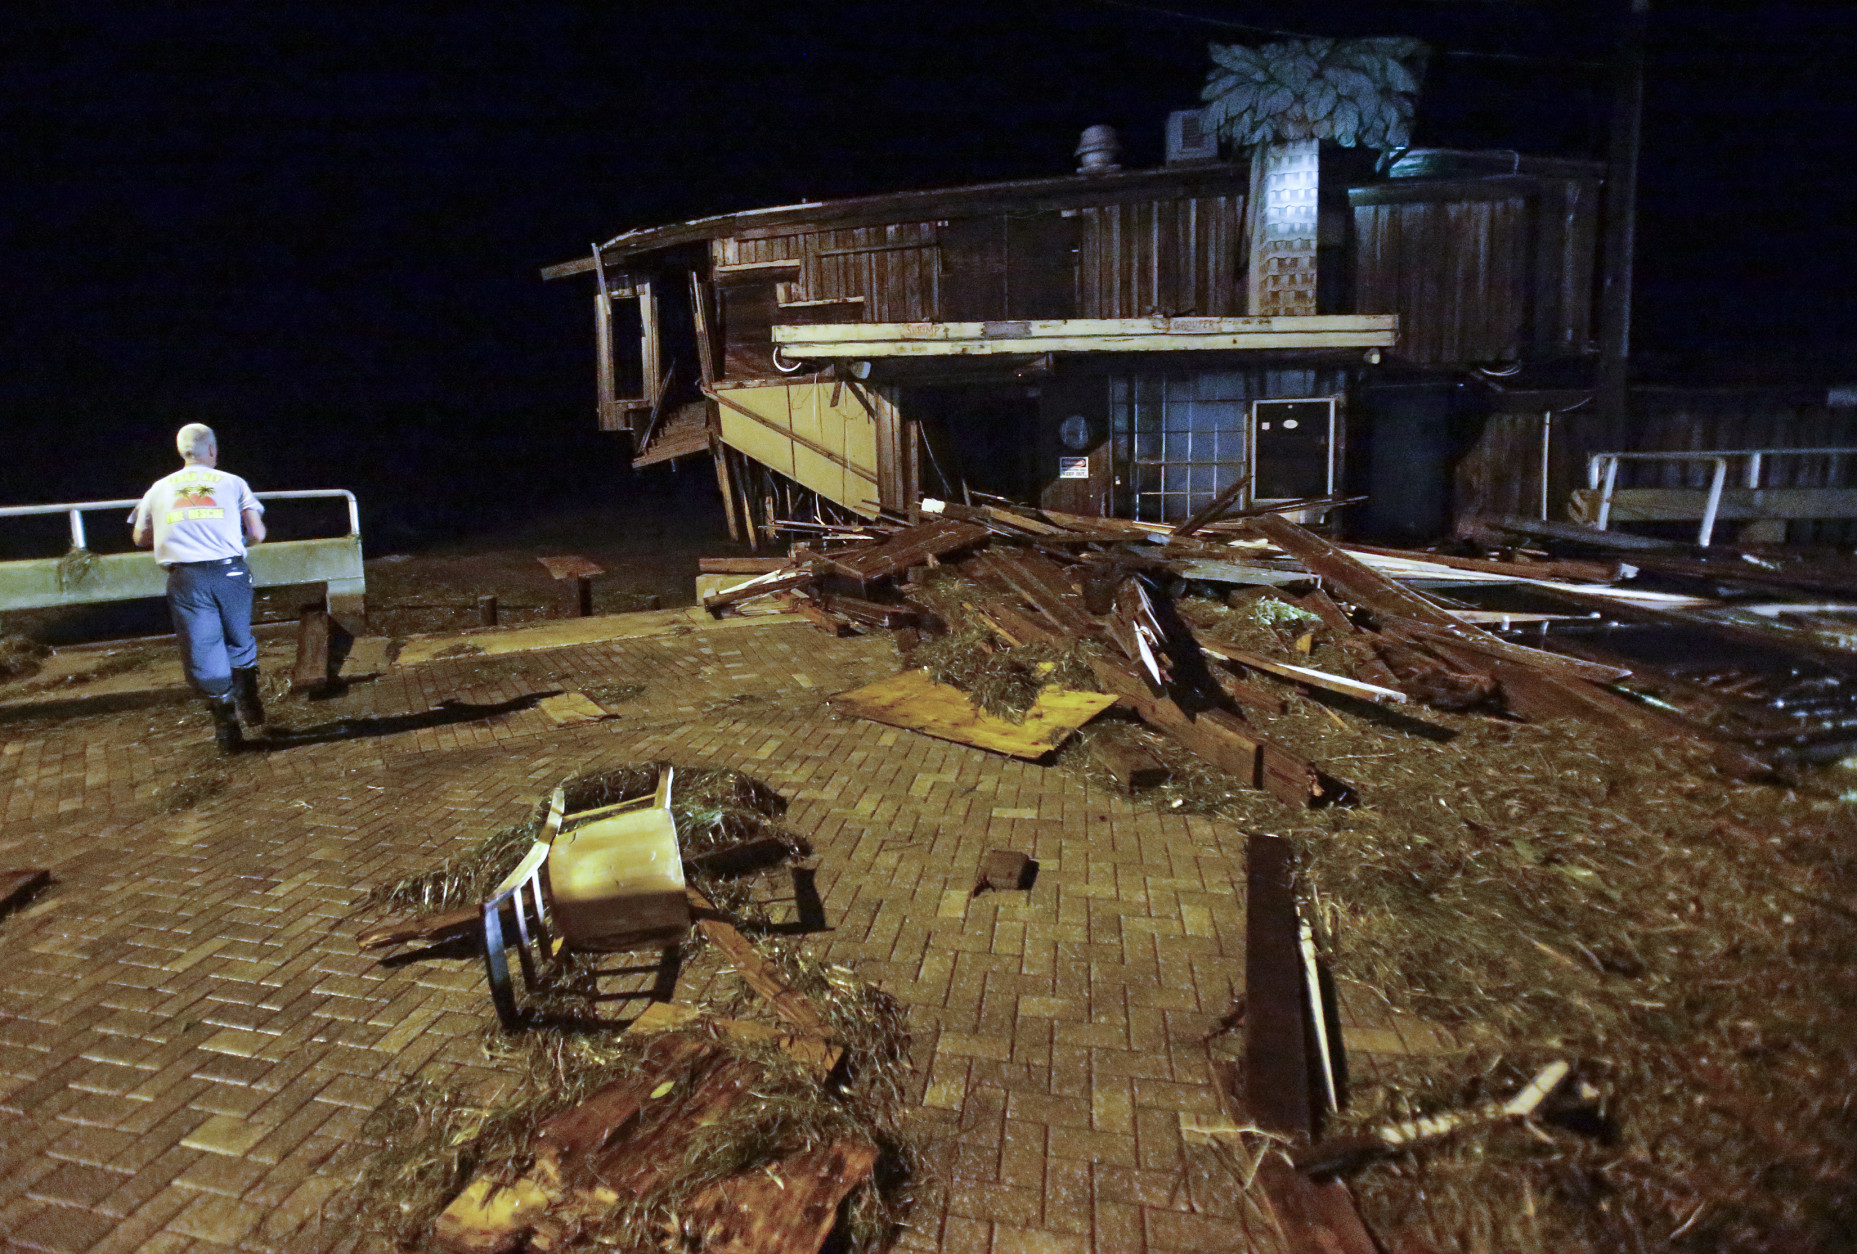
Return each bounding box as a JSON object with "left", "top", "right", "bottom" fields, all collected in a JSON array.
[{"left": 176, "top": 423, "right": 216, "bottom": 461}]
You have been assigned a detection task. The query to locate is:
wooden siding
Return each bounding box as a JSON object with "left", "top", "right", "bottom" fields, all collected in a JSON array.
[
  {"left": 713, "top": 193, "right": 1247, "bottom": 328},
  {"left": 1351, "top": 177, "right": 1599, "bottom": 366},
  {"left": 1353, "top": 198, "right": 1531, "bottom": 364},
  {"left": 1075, "top": 196, "right": 1246, "bottom": 318},
  {"left": 725, "top": 223, "right": 940, "bottom": 322}
]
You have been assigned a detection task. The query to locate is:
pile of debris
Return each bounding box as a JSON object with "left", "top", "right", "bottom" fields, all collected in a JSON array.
[
  {"left": 697, "top": 499, "right": 1857, "bottom": 1251},
  {"left": 346, "top": 767, "right": 918, "bottom": 1254},
  {"left": 703, "top": 494, "right": 1821, "bottom": 801}
]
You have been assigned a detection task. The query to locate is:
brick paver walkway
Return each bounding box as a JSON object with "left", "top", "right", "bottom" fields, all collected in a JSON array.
[{"left": 1, "top": 618, "right": 1274, "bottom": 1254}]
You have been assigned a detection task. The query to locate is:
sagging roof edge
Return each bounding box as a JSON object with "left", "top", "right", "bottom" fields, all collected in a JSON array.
[
  {"left": 540, "top": 149, "right": 1606, "bottom": 283},
  {"left": 539, "top": 162, "right": 1258, "bottom": 281}
]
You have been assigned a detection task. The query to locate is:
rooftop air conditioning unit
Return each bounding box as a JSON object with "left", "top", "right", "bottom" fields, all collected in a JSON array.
[{"left": 1166, "top": 108, "right": 1218, "bottom": 165}]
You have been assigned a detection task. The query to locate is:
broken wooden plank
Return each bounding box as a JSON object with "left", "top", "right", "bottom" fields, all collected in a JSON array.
[
  {"left": 356, "top": 905, "right": 483, "bottom": 951},
  {"left": 686, "top": 889, "right": 832, "bottom": 1039},
  {"left": 633, "top": 400, "right": 712, "bottom": 468},
  {"left": 1293, "top": 587, "right": 1406, "bottom": 690},
  {"left": 1087, "top": 657, "right": 1274, "bottom": 792},
  {"left": 538, "top": 692, "right": 611, "bottom": 725},
  {"left": 702, "top": 565, "right": 814, "bottom": 613},
  {"left": 1473, "top": 513, "right": 1687, "bottom": 554},
  {"left": 537, "top": 554, "right": 606, "bottom": 581},
  {"left": 1213, "top": 666, "right": 1291, "bottom": 717},
  {"left": 1089, "top": 737, "right": 1173, "bottom": 790},
  {"left": 291, "top": 606, "right": 332, "bottom": 694},
  {"left": 823, "top": 518, "right": 989, "bottom": 582},
  {"left": 1251, "top": 515, "right": 1650, "bottom": 741},
  {"left": 1249, "top": 513, "right": 1463, "bottom": 629},
  {"left": 1199, "top": 642, "right": 1409, "bottom": 705},
  {"left": 699, "top": 556, "right": 792, "bottom": 575},
  {"left": 977, "top": 598, "right": 1067, "bottom": 649},
  {"left": 828, "top": 669, "right": 1116, "bottom": 760},
  {"left": 682, "top": 1139, "right": 878, "bottom": 1254},
  {"left": 1109, "top": 575, "right": 1172, "bottom": 688},
  {"left": 1382, "top": 618, "right": 1630, "bottom": 685},
  {"left": 976, "top": 548, "right": 1099, "bottom": 637},
  {"left": 434, "top": 1027, "right": 844, "bottom": 1254},
  {"left": 818, "top": 592, "right": 918, "bottom": 629},
  {"left": 1255, "top": 1160, "right": 1381, "bottom": 1254},
  {"left": 1208, "top": 1059, "right": 1383, "bottom": 1254},
  {"left": 974, "top": 849, "right": 1035, "bottom": 893},
  {"left": 1343, "top": 541, "right": 1622, "bottom": 584},
  {"left": 1170, "top": 474, "right": 1253, "bottom": 538},
  {"left": 1244, "top": 833, "right": 1316, "bottom": 1137},
  {"left": 625, "top": 1002, "right": 842, "bottom": 1075},
  {"left": 1260, "top": 740, "right": 1328, "bottom": 807},
  {"left": 780, "top": 593, "right": 857, "bottom": 636}
]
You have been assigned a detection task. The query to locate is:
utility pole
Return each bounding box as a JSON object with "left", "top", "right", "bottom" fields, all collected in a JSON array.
[{"left": 1597, "top": 0, "right": 1649, "bottom": 445}]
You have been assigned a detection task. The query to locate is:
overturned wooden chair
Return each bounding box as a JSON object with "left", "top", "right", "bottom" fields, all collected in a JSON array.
[{"left": 481, "top": 767, "right": 691, "bottom": 1026}]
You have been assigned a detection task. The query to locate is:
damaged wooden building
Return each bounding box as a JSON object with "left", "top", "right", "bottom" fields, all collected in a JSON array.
[{"left": 542, "top": 137, "right": 1606, "bottom": 542}]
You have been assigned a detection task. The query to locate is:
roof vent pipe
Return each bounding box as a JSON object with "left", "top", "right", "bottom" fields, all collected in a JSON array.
[{"left": 1076, "top": 125, "right": 1122, "bottom": 175}]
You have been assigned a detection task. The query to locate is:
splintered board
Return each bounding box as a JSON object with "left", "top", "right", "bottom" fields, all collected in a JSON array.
[
  {"left": 538, "top": 692, "right": 611, "bottom": 725},
  {"left": 828, "top": 668, "right": 1116, "bottom": 759}
]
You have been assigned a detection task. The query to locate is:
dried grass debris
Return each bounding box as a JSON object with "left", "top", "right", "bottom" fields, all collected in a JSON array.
[
  {"left": 342, "top": 881, "right": 921, "bottom": 1253},
  {"left": 0, "top": 634, "right": 48, "bottom": 683}
]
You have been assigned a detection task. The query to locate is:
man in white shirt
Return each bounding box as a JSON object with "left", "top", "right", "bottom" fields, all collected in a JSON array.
[{"left": 130, "top": 424, "right": 268, "bottom": 752}]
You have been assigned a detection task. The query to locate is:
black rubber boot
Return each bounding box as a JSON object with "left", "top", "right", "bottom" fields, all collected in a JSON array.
[
  {"left": 231, "top": 666, "right": 266, "bottom": 730},
  {"left": 207, "top": 695, "right": 244, "bottom": 754}
]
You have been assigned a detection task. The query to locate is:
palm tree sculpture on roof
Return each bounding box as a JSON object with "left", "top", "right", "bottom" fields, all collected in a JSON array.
[
  {"left": 1201, "top": 37, "right": 1429, "bottom": 154},
  {"left": 1201, "top": 37, "right": 1429, "bottom": 316}
]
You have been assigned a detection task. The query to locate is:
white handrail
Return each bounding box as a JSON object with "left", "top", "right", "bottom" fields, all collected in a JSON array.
[
  {"left": 1586, "top": 448, "right": 1857, "bottom": 547},
  {"left": 0, "top": 490, "right": 360, "bottom": 551}
]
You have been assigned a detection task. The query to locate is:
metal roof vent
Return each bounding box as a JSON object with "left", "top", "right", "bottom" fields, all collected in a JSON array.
[
  {"left": 1166, "top": 109, "right": 1218, "bottom": 165},
  {"left": 1076, "top": 125, "right": 1123, "bottom": 175}
]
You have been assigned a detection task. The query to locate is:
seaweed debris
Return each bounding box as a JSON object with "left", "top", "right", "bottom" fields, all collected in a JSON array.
[
  {"left": 738, "top": 501, "right": 1857, "bottom": 1251},
  {"left": 341, "top": 897, "right": 920, "bottom": 1253}
]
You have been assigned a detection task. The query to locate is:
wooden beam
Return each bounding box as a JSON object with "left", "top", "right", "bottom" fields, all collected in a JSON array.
[
  {"left": 689, "top": 271, "right": 718, "bottom": 386},
  {"left": 1089, "top": 738, "right": 1172, "bottom": 791},
  {"left": 291, "top": 607, "right": 332, "bottom": 694},
  {"left": 699, "top": 557, "right": 790, "bottom": 575},
  {"left": 1381, "top": 618, "right": 1630, "bottom": 685},
  {"left": 713, "top": 439, "right": 743, "bottom": 543},
  {"left": 686, "top": 889, "right": 833, "bottom": 1039},
  {"left": 773, "top": 315, "right": 1397, "bottom": 358},
  {"left": 1245, "top": 833, "right": 1314, "bottom": 1138},
  {"left": 778, "top": 316, "right": 1392, "bottom": 342},
  {"left": 1201, "top": 642, "right": 1408, "bottom": 705}
]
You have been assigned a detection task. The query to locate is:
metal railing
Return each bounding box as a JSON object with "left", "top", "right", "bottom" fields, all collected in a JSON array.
[
  {"left": 0, "top": 489, "right": 361, "bottom": 548},
  {"left": 0, "top": 490, "right": 365, "bottom": 614},
  {"left": 1586, "top": 449, "right": 1857, "bottom": 547}
]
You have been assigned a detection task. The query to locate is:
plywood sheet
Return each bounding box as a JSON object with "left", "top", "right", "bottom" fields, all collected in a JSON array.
[
  {"left": 828, "top": 668, "right": 1116, "bottom": 758},
  {"left": 711, "top": 379, "right": 888, "bottom": 517}
]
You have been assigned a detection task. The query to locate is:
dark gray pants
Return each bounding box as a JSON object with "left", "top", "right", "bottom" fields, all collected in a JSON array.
[{"left": 166, "top": 557, "right": 256, "bottom": 698}]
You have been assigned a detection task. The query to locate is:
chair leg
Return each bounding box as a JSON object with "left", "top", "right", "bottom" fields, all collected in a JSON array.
[{"left": 481, "top": 902, "right": 522, "bottom": 1027}]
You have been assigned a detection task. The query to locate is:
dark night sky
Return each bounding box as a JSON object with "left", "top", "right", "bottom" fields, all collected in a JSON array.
[{"left": 5, "top": 1, "right": 1853, "bottom": 536}]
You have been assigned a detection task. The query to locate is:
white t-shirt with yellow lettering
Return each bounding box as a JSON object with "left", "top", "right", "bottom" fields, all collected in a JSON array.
[{"left": 130, "top": 467, "right": 263, "bottom": 566}]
